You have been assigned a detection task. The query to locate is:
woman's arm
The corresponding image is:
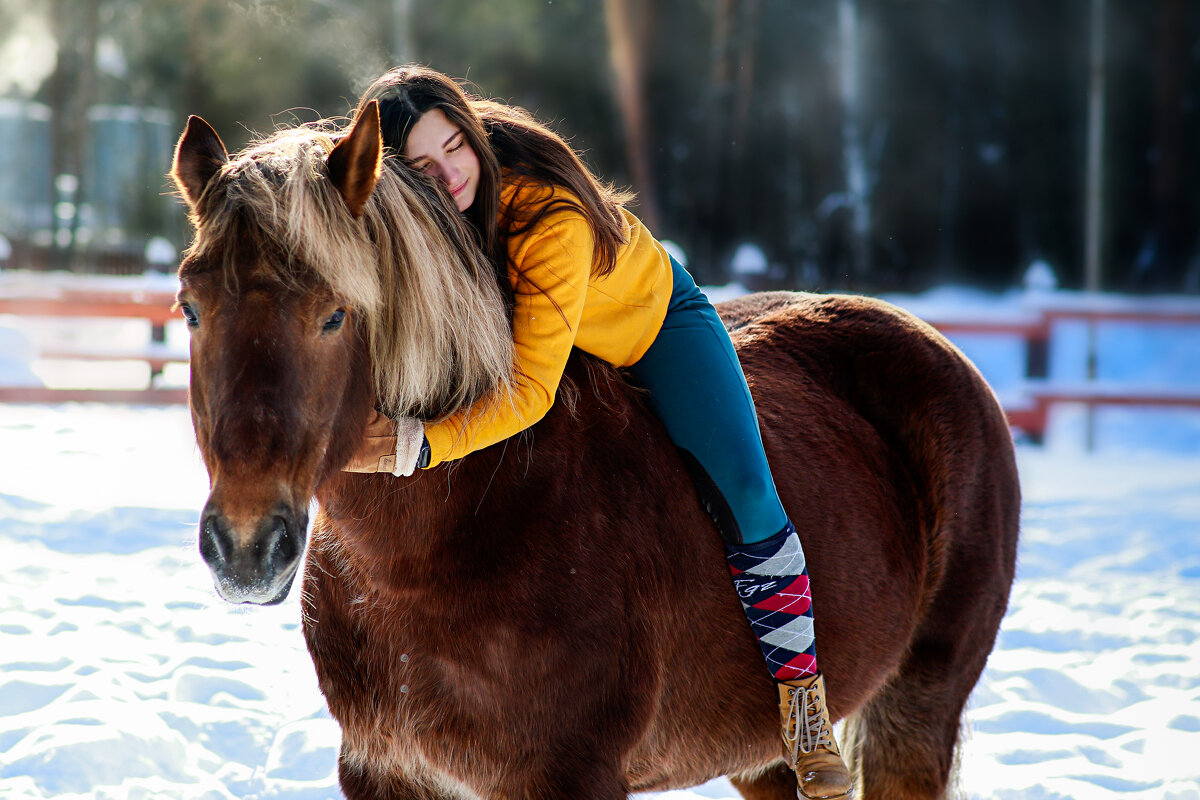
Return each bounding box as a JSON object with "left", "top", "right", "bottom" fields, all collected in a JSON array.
[{"left": 421, "top": 208, "right": 595, "bottom": 466}]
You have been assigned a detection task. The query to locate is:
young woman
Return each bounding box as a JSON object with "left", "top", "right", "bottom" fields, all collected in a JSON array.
[{"left": 344, "top": 65, "right": 851, "bottom": 800}]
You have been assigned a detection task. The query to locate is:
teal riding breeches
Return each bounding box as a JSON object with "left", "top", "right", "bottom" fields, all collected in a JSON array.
[{"left": 626, "top": 259, "right": 789, "bottom": 545}]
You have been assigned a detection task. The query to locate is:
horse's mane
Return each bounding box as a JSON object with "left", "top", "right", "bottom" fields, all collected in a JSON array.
[{"left": 183, "top": 123, "right": 514, "bottom": 420}]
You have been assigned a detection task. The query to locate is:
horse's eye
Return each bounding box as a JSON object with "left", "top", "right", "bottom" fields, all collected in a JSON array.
[
  {"left": 323, "top": 309, "right": 346, "bottom": 333},
  {"left": 180, "top": 303, "right": 199, "bottom": 328}
]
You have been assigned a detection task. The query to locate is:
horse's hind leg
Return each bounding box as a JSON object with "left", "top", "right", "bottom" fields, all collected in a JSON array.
[
  {"left": 729, "top": 762, "right": 799, "bottom": 800},
  {"left": 841, "top": 632, "right": 988, "bottom": 800}
]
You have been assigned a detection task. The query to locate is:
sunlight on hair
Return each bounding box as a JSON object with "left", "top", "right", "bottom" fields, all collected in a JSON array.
[{"left": 186, "top": 124, "right": 515, "bottom": 421}]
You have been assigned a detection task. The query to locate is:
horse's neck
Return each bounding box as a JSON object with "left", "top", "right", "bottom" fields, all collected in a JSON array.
[{"left": 316, "top": 452, "right": 510, "bottom": 578}]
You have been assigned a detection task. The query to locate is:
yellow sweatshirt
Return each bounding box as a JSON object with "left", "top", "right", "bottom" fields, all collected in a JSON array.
[{"left": 422, "top": 180, "right": 674, "bottom": 466}]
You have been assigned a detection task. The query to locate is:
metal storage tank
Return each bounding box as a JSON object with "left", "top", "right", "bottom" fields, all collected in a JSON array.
[
  {"left": 85, "top": 105, "right": 176, "bottom": 244},
  {"left": 0, "top": 99, "right": 53, "bottom": 238}
]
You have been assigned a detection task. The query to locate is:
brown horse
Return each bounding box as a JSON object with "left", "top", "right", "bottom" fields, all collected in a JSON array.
[{"left": 171, "top": 103, "right": 1019, "bottom": 800}]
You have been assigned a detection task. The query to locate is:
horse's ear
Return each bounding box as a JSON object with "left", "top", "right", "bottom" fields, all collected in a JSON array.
[
  {"left": 328, "top": 100, "right": 382, "bottom": 219},
  {"left": 172, "top": 115, "right": 229, "bottom": 211}
]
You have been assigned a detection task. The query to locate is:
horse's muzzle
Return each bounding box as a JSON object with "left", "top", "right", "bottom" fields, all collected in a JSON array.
[{"left": 199, "top": 500, "right": 307, "bottom": 605}]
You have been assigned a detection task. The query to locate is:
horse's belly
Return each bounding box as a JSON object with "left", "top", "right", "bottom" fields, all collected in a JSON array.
[{"left": 624, "top": 730, "right": 783, "bottom": 794}]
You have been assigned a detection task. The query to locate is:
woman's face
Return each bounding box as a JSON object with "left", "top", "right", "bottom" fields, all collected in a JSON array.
[{"left": 403, "top": 108, "right": 480, "bottom": 212}]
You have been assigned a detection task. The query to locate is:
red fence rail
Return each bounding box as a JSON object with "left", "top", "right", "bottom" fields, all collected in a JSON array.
[
  {"left": 913, "top": 298, "right": 1200, "bottom": 440},
  {"left": 0, "top": 281, "right": 184, "bottom": 404}
]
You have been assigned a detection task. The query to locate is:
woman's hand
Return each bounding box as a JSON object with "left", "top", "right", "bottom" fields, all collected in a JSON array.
[{"left": 342, "top": 411, "right": 428, "bottom": 477}]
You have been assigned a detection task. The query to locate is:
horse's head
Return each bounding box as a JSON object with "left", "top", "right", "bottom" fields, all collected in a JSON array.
[
  {"left": 171, "top": 103, "right": 514, "bottom": 605},
  {"left": 171, "top": 106, "right": 386, "bottom": 604}
]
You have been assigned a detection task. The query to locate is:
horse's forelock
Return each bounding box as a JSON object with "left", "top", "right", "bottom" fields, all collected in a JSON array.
[{"left": 187, "top": 130, "right": 377, "bottom": 304}]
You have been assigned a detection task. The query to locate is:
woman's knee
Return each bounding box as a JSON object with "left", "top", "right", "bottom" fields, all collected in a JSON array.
[
  {"left": 696, "top": 439, "right": 774, "bottom": 502},
  {"left": 719, "top": 464, "right": 779, "bottom": 513}
]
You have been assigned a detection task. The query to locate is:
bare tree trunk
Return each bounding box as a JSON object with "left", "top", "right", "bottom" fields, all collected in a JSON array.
[
  {"left": 1083, "top": 0, "right": 1106, "bottom": 294},
  {"left": 694, "top": 0, "right": 739, "bottom": 281},
  {"left": 693, "top": 0, "right": 765, "bottom": 280},
  {"left": 838, "top": 0, "right": 871, "bottom": 285},
  {"left": 938, "top": 17, "right": 965, "bottom": 283},
  {"left": 71, "top": 0, "right": 99, "bottom": 269},
  {"left": 392, "top": 0, "right": 414, "bottom": 65},
  {"left": 1083, "top": 0, "right": 1107, "bottom": 450},
  {"left": 47, "top": 0, "right": 99, "bottom": 270},
  {"left": 1151, "top": 0, "right": 1187, "bottom": 290},
  {"left": 604, "top": 0, "right": 661, "bottom": 234},
  {"left": 780, "top": 80, "right": 807, "bottom": 285},
  {"left": 47, "top": 2, "right": 69, "bottom": 268},
  {"left": 730, "top": 0, "right": 760, "bottom": 155}
]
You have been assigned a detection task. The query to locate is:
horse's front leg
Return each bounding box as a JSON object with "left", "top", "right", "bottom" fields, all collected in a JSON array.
[
  {"left": 520, "top": 760, "right": 631, "bottom": 800},
  {"left": 340, "top": 752, "right": 631, "bottom": 800},
  {"left": 338, "top": 754, "right": 448, "bottom": 800}
]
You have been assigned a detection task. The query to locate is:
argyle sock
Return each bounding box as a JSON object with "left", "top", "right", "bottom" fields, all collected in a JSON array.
[{"left": 724, "top": 521, "right": 818, "bottom": 680}]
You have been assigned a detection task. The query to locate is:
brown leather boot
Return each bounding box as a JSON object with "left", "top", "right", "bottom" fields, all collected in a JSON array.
[{"left": 779, "top": 673, "right": 853, "bottom": 799}]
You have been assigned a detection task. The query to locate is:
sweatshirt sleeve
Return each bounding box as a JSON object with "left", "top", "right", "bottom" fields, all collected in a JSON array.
[{"left": 421, "top": 207, "right": 593, "bottom": 467}]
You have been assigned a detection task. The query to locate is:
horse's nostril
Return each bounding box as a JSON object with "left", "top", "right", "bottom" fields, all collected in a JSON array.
[
  {"left": 199, "top": 513, "right": 233, "bottom": 567},
  {"left": 275, "top": 518, "right": 299, "bottom": 563},
  {"left": 258, "top": 514, "right": 298, "bottom": 568}
]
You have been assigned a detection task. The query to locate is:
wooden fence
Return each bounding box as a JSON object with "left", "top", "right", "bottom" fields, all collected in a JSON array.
[
  {"left": 924, "top": 302, "right": 1200, "bottom": 440},
  {"left": 2, "top": 283, "right": 1199, "bottom": 443},
  {"left": 0, "top": 283, "right": 187, "bottom": 404}
]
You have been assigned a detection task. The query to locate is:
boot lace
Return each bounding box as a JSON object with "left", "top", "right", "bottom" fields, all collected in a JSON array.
[{"left": 787, "top": 683, "right": 834, "bottom": 760}]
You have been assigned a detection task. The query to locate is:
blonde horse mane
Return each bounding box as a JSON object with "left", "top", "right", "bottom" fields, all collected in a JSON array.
[{"left": 184, "top": 124, "right": 514, "bottom": 421}]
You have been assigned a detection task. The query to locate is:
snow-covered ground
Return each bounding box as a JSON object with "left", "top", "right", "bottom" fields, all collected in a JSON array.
[{"left": 1, "top": 277, "right": 1199, "bottom": 799}]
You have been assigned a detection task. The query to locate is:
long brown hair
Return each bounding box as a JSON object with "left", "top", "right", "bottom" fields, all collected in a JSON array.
[{"left": 356, "top": 66, "right": 633, "bottom": 281}]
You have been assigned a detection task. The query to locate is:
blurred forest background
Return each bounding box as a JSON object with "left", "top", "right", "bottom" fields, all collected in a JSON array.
[{"left": 1, "top": 0, "right": 1198, "bottom": 293}]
